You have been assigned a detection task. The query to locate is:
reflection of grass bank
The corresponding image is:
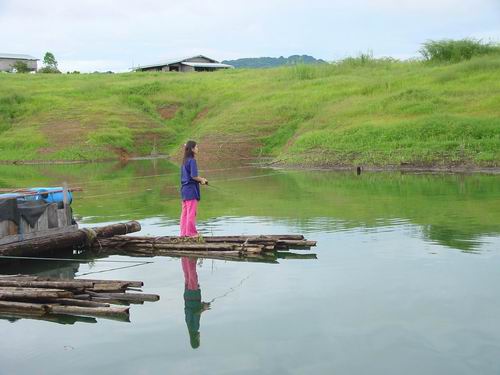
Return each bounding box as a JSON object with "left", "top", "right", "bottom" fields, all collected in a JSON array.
[
  {"left": 1, "top": 161, "right": 498, "bottom": 252},
  {"left": 1, "top": 52, "right": 500, "bottom": 168}
]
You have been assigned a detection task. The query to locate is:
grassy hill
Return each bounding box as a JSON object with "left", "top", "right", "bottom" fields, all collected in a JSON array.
[{"left": 1, "top": 51, "right": 500, "bottom": 168}]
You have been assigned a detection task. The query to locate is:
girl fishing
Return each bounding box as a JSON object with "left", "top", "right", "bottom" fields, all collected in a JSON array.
[{"left": 180, "top": 140, "right": 208, "bottom": 237}]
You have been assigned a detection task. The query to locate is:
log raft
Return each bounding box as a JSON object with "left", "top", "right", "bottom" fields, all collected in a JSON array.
[
  {"left": 0, "top": 275, "right": 158, "bottom": 323},
  {"left": 94, "top": 234, "right": 316, "bottom": 253},
  {"left": 0, "top": 212, "right": 316, "bottom": 263},
  {"left": 91, "top": 234, "right": 317, "bottom": 263}
]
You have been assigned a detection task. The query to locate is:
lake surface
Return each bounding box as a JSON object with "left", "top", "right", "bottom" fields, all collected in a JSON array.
[{"left": 1, "top": 160, "right": 500, "bottom": 375}]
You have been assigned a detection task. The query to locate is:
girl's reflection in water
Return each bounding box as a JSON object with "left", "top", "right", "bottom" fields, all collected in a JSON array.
[{"left": 181, "top": 257, "right": 211, "bottom": 349}]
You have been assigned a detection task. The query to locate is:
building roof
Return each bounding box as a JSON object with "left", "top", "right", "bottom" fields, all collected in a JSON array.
[
  {"left": 0, "top": 53, "right": 38, "bottom": 60},
  {"left": 135, "top": 55, "right": 219, "bottom": 70},
  {"left": 182, "top": 62, "right": 234, "bottom": 69}
]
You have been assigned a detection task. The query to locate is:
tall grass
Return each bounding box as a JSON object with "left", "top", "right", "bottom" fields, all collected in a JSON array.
[{"left": 420, "top": 38, "right": 500, "bottom": 63}]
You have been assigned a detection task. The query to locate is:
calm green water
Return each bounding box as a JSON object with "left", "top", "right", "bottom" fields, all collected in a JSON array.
[{"left": 1, "top": 160, "right": 500, "bottom": 375}]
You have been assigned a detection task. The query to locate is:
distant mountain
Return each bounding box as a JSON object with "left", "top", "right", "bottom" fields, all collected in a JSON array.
[{"left": 222, "top": 55, "right": 327, "bottom": 68}]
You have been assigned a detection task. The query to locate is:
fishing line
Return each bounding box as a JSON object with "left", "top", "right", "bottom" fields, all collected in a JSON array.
[
  {"left": 0, "top": 255, "right": 153, "bottom": 264},
  {"left": 72, "top": 165, "right": 257, "bottom": 188},
  {"left": 0, "top": 165, "right": 258, "bottom": 192},
  {"left": 0, "top": 255, "right": 154, "bottom": 277},
  {"left": 77, "top": 262, "right": 152, "bottom": 276},
  {"left": 207, "top": 273, "right": 252, "bottom": 304},
  {"left": 79, "top": 171, "right": 284, "bottom": 199}
]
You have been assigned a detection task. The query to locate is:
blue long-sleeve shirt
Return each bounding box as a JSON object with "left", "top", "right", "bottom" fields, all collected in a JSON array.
[{"left": 180, "top": 157, "right": 200, "bottom": 201}]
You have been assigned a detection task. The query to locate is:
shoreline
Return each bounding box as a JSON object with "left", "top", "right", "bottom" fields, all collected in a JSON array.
[{"left": 1, "top": 156, "right": 499, "bottom": 174}]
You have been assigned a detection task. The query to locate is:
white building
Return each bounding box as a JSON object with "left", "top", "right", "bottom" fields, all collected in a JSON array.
[
  {"left": 0, "top": 53, "right": 38, "bottom": 72},
  {"left": 135, "top": 55, "right": 233, "bottom": 72}
]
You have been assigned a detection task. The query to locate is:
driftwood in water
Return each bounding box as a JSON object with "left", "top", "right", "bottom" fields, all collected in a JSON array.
[
  {"left": 0, "top": 221, "right": 141, "bottom": 257},
  {"left": 0, "top": 275, "right": 158, "bottom": 322}
]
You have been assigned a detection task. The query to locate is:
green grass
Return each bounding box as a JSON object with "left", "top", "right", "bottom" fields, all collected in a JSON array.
[
  {"left": 420, "top": 38, "right": 500, "bottom": 63},
  {"left": 1, "top": 51, "right": 500, "bottom": 167}
]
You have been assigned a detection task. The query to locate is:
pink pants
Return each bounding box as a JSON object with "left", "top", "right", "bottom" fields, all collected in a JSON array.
[
  {"left": 180, "top": 199, "right": 198, "bottom": 237},
  {"left": 181, "top": 257, "right": 199, "bottom": 290}
]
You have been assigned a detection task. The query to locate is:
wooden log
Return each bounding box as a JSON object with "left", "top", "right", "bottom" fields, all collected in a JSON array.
[
  {"left": 88, "top": 296, "right": 134, "bottom": 306},
  {"left": 276, "top": 240, "right": 317, "bottom": 247},
  {"left": 92, "top": 221, "right": 141, "bottom": 238},
  {"left": 263, "top": 235, "right": 305, "bottom": 240},
  {"left": 112, "top": 234, "right": 304, "bottom": 241},
  {"left": 0, "top": 221, "right": 141, "bottom": 256},
  {"left": 73, "top": 293, "right": 136, "bottom": 305},
  {"left": 0, "top": 287, "right": 73, "bottom": 300},
  {"left": 57, "top": 298, "right": 110, "bottom": 308},
  {"left": 86, "top": 283, "right": 127, "bottom": 293},
  {"left": 87, "top": 291, "right": 159, "bottom": 303},
  {"left": 0, "top": 300, "right": 47, "bottom": 315},
  {"left": 0, "top": 276, "right": 143, "bottom": 289},
  {"left": 95, "top": 239, "right": 264, "bottom": 253},
  {"left": 48, "top": 304, "right": 130, "bottom": 319},
  {"left": 0, "top": 279, "right": 93, "bottom": 290},
  {"left": 102, "top": 235, "right": 279, "bottom": 249},
  {"left": 79, "top": 278, "right": 143, "bottom": 288},
  {"left": 276, "top": 252, "right": 318, "bottom": 260}
]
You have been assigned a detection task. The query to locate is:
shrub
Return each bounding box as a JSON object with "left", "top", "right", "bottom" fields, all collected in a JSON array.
[
  {"left": 38, "top": 66, "right": 61, "bottom": 74},
  {"left": 420, "top": 38, "right": 500, "bottom": 63},
  {"left": 13, "top": 61, "right": 30, "bottom": 73}
]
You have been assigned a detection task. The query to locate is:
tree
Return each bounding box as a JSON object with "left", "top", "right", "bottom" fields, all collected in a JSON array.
[
  {"left": 39, "top": 52, "right": 61, "bottom": 73},
  {"left": 13, "top": 61, "right": 30, "bottom": 73},
  {"left": 43, "top": 52, "right": 58, "bottom": 69}
]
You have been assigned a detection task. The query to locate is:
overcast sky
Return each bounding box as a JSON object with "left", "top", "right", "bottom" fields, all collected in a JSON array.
[{"left": 1, "top": 0, "right": 499, "bottom": 72}]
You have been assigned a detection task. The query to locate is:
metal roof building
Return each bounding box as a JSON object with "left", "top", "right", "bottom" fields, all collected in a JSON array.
[
  {"left": 0, "top": 53, "right": 38, "bottom": 72},
  {"left": 134, "top": 55, "right": 234, "bottom": 72}
]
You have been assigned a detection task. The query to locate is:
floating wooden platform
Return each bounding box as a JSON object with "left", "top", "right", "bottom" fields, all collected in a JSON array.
[
  {"left": 91, "top": 234, "right": 317, "bottom": 263},
  {"left": 0, "top": 275, "right": 158, "bottom": 323}
]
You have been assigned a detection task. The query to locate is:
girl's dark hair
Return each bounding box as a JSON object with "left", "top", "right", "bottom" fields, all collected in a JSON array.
[{"left": 183, "top": 140, "right": 197, "bottom": 165}]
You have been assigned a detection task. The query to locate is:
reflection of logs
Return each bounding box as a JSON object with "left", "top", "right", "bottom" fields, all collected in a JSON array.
[
  {"left": 0, "top": 275, "right": 158, "bottom": 323},
  {"left": 0, "top": 221, "right": 141, "bottom": 257},
  {"left": 0, "top": 312, "right": 97, "bottom": 325}
]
